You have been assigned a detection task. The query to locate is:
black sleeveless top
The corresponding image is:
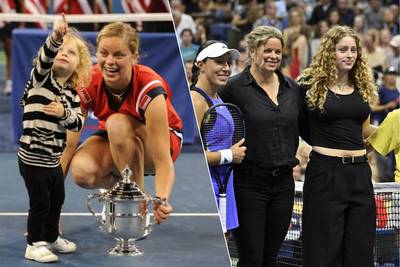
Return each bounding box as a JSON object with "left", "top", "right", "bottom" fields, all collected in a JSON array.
[{"left": 309, "top": 89, "right": 370, "bottom": 150}]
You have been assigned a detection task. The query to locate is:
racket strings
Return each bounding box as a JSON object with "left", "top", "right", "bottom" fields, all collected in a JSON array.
[
  {"left": 200, "top": 103, "right": 245, "bottom": 233},
  {"left": 201, "top": 104, "right": 245, "bottom": 151}
]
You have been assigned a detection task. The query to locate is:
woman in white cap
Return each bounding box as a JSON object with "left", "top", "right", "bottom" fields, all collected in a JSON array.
[
  {"left": 190, "top": 41, "right": 247, "bottom": 236},
  {"left": 219, "top": 26, "right": 309, "bottom": 267}
]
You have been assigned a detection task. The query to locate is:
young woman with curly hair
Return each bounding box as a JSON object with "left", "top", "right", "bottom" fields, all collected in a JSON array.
[{"left": 298, "top": 25, "right": 378, "bottom": 267}]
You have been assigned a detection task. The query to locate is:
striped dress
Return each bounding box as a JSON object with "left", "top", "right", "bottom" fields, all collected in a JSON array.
[{"left": 18, "top": 35, "right": 84, "bottom": 168}]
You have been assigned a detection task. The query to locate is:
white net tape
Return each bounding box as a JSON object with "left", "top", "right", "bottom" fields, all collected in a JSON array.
[
  {"left": 295, "top": 181, "right": 400, "bottom": 193},
  {"left": 0, "top": 13, "right": 172, "bottom": 23}
]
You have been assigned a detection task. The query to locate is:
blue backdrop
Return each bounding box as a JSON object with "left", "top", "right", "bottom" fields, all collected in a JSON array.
[{"left": 11, "top": 29, "right": 196, "bottom": 144}]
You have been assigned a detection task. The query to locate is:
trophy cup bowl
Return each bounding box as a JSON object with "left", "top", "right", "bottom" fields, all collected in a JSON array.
[{"left": 87, "top": 166, "right": 162, "bottom": 256}]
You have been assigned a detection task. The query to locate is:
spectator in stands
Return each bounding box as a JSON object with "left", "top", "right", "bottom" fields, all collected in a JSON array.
[
  {"left": 388, "top": 3, "right": 399, "bottom": 24},
  {"left": 253, "top": 1, "right": 283, "bottom": 31},
  {"left": 238, "top": 38, "right": 247, "bottom": 51},
  {"left": 274, "top": 0, "right": 288, "bottom": 20},
  {"left": 227, "top": 0, "right": 260, "bottom": 49},
  {"left": 298, "top": 25, "right": 377, "bottom": 267},
  {"left": 310, "top": 19, "right": 329, "bottom": 58},
  {"left": 327, "top": 8, "right": 341, "bottom": 27},
  {"left": 208, "top": 0, "right": 232, "bottom": 23},
  {"left": 364, "top": 0, "right": 384, "bottom": 30},
  {"left": 337, "top": 0, "right": 355, "bottom": 26},
  {"left": 171, "top": 0, "right": 197, "bottom": 42},
  {"left": 197, "top": 0, "right": 213, "bottom": 19},
  {"left": 368, "top": 108, "right": 400, "bottom": 183},
  {"left": 193, "top": 23, "right": 208, "bottom": 45},
  {"left": 371, "top": 66, "right": 400, "bottom": 125},
  {"left": 283, "top": 7, "right": 310, "bottom": 79},
  {"left": 378, "top": 29, "right": 394, "bottom": 59},
  {"left": 180, "top": 29, "right": 200, "bottom": 62},
  {"left": 181, "top": 0, "right": 201, "bottom": 15},
  {"left": 353, "top": 0, "right": 369, "bottom": 14},
  {"left": 184, "top": 60, "right": 193, "bottom": 87},
  {"left": 353, "top": 14, "right": 367, "bottom": 38},
  {"left": 363, "top": 29, "right": 389, "bottom": 71},
  {"left": 0, "top": 0, "right": 21, "bottom": 95},
  {"left": 388, "top": 35, "right": 400, "bottom": 76},
  {"left": 307, "top": 0, "right": 336, "bottom": 26},
  {"left": 382, "top": 8, "right": 399, "bottom": 36},
  {"left": 231, "top": 46, "right": 247, "bottom": 76}
]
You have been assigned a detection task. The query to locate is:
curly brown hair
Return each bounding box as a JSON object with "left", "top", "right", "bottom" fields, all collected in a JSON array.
[{"left": 298, "top": 25, "right": 377, "bottom": 111}]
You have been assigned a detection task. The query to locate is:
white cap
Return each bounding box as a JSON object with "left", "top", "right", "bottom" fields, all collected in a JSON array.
[{"left": 196, "top": 42, "right": 240, "bottom": 62}]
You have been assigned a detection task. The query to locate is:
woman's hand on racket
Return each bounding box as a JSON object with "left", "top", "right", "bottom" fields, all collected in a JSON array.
[
  {"left": 153, "top": 199, "right": 173, "bottom": 224},
  {"left": 231, "top": 138, "right": 246, "bottom": 163}
]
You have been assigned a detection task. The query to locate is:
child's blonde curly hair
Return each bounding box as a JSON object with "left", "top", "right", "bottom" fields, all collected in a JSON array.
[{"left": 63, "top": 29, "right": 92, "bottom": 89}]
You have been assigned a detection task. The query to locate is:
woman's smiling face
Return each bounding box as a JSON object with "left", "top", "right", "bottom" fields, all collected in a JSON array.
[{"left": 96, "top": 36, "right": 137, "bottom": 90}]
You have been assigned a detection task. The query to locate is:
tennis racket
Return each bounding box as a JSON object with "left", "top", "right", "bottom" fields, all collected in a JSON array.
[{"left": 200, "top": 103, "right": 245, "bottom": 232}]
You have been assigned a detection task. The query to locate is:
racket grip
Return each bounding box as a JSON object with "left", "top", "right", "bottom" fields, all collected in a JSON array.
[{"left": 219, "top": 194, "right": 227, "bottom": 233}]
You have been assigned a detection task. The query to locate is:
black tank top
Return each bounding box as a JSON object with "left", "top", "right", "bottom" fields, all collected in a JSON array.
[{"left": 309, "top": 89, "right": 370, "bottom": 150}]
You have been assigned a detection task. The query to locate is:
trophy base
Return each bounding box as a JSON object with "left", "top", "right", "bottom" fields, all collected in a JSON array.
[{"left": 108, "top": 239, "right": 143, "bottom": 256}]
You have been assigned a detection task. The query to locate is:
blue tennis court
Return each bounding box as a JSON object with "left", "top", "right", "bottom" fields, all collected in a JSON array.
[{"left": 0, "top": 149, "right": 232, "bottom": 267}]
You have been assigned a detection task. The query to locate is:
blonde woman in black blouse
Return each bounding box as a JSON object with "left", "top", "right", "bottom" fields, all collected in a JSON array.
[{"left": 219, "top": 26, "right": 308, "bottom": 267}]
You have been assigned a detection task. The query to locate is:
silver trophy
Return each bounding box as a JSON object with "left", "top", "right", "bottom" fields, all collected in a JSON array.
[{"left": 87, "top": 165, "right": 163, "bottom": 256}]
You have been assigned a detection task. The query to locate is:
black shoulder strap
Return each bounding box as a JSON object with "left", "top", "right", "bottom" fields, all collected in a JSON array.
[{"left": 191, "top": 87, "right": 214, "bottom": 107}]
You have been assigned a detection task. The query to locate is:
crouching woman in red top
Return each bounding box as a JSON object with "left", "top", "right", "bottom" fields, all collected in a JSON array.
[{"left": 69, "top": 22, "right": 183, "bottom": 224}]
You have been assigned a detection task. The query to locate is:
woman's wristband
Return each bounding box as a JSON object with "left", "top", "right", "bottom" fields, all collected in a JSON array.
[{"left": 219, "top": 149, "right": 233, "bottom": 165}]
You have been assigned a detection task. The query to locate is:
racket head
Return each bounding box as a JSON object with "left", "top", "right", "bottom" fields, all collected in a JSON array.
[{"left": 200, "top": 103, "right": 245, "bottom": 151}]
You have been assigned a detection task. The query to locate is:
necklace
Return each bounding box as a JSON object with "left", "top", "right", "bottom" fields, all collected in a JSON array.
[
  {"left": 336, "top": 82, "right": 347, "bottom": 91},
  {"left": 106, "top": 86, "right": 130, "bottom": 107},
  {"left": 107, "top": 86, "right": 129, "bottom": 97}
]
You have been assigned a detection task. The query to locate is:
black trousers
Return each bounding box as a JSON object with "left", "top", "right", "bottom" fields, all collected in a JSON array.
[
  {"left": 233, "top": 166, "right": 294, "bottom": 267},
  {"left": 18, "top": 159, "right": 65, "bottom": 245},
  {"left": 302, "top": 152, "right": 375, "bottom": 267}
]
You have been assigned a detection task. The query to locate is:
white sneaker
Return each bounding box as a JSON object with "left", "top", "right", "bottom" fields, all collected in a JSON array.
[
  {"left": 25, "top": 241, "right": 58, "bottom": 263},
  {"left": 49, "top": 237, "right": 76, "bottom": 253}
]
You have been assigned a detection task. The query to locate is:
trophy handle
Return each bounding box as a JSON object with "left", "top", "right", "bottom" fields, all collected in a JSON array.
[
  {"left": 146, "top": 197, "right": 166, "bottom": 228},
  {"left": 87, "top": 193, "right": 106, "bottom": 227}
]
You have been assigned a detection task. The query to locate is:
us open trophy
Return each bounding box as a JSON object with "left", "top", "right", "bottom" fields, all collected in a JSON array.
[{"left": 87, "top": 165, "right": 162, "bottom": 256}]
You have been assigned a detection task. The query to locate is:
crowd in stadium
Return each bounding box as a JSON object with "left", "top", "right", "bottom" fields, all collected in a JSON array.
[{"left": 172, "top": 0, "right": 399, "bottom": 183}]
